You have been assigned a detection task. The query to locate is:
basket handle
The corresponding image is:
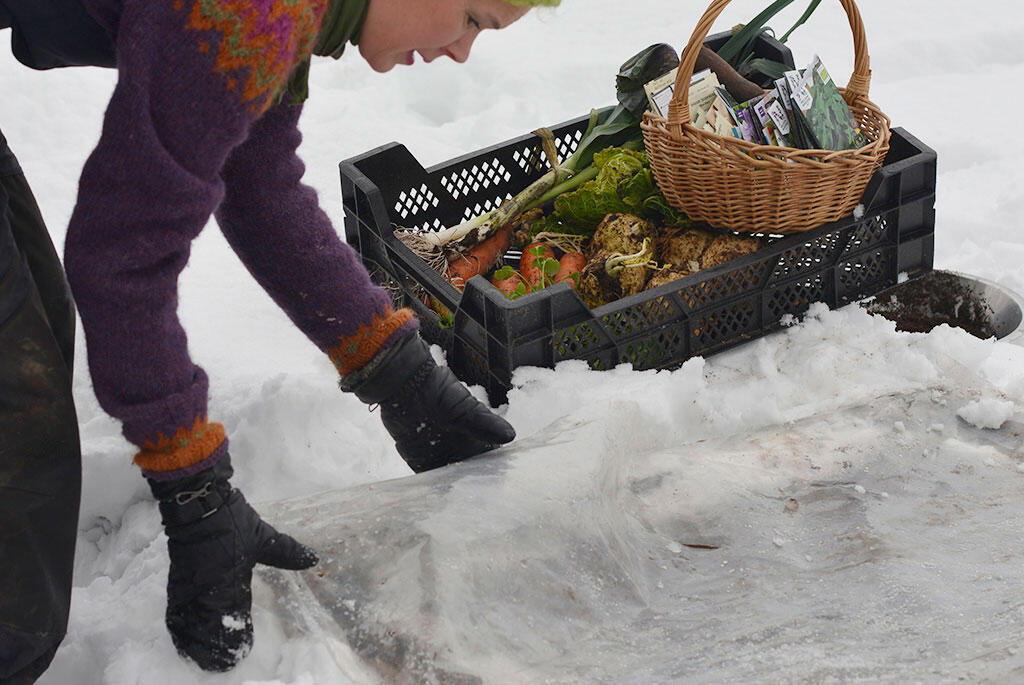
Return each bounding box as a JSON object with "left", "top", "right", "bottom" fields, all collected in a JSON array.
[{"left": 667, "top": 0, "right": 872, "bottom": 130}]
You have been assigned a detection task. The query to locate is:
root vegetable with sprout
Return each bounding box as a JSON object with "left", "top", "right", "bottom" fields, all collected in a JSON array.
[{"left": 578, "top": 213, "right": 660, "bottom": 307}]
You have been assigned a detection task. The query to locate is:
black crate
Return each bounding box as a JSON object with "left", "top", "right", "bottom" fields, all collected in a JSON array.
[{"left": 340, "top": 39, "right": 936, "bottom": 405}]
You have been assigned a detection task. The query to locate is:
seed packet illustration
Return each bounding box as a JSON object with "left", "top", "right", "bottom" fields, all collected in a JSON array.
[{"left": 793, "top": 56, "right": 869, "bottom": 150}]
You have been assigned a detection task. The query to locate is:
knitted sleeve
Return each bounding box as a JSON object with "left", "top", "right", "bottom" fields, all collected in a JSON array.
[
  {"left": 63, "top": 0, "right": 411, "bottom": 478},
  {"left": 215, "top": 101, "right": 417, "bottom": 374}
]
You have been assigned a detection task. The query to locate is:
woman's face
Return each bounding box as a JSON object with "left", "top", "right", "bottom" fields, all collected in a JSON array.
[{"left": 358, "top": 0, "right": 531, "bottom": 73}]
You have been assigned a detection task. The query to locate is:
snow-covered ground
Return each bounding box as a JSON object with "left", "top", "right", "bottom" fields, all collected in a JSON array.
[{"left": 3, "top": 1, "right": 1024, "bottom": 682}]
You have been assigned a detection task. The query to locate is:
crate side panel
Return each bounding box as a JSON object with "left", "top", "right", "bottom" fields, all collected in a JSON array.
[
  {"left": 836, "top": 247, "right": 897, "bottom": 306},
  {"left": 768, "top": 230, "right": 846, "bottom": 284},
  {"left": 600, "top": 295, "right": 681, "bottom": 342},
  {"left": 430, "top": 119, "right": 592, "bottom": 229},
  {"left": 765, "top": 271, "right": 832, "bottom": 321},
  {"left": 897, "top": 234, "right": 935, "bottom": 276},
  {"left": 453, "top": 285, "right": 489, "bottom": 352},
  {"left": 614, "top": 323, "right": 689, "bottom": 371},
  {"left": 841, "top": 213, "right": 894, "bottom": 256},
  {"left": 552, "top": 320, "right": 609, "bottom": 363},
  {"left": 689, "top": 296, "right": 763, "bottom": 356},
  {"left": 675, "top": 256, "right": 774, "bottom": 312}
]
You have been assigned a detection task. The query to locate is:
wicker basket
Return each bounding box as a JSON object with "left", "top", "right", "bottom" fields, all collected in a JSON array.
[{"left": 641, "top": 0, "right": 891, "bottom": 234}]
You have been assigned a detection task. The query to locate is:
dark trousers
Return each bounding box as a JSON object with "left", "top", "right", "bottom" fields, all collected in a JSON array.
[{"left": 0, "top": 135, "right": 81, "bottom": 684}]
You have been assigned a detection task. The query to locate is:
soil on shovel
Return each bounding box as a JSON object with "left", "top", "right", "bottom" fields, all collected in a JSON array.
[{"left": 862, "top": 270, "right": 996, "bottom": 340}]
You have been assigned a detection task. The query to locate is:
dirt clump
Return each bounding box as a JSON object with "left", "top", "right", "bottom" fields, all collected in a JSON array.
[{"left": 862, "top": 270, "right": 996, "bottom": 340}]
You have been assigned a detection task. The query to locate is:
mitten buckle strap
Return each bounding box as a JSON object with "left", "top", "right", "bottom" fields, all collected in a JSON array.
[
  {"left": 159, "top": 480, "right": 231, "bottom": 523},
  {"left": 174, "top": 482, "right": 213, "bottom": 507}
]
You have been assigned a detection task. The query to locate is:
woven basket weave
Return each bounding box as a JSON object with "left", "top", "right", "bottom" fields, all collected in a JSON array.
[{"left": 641, "top": 0, "right": 891, "bottom": 234}]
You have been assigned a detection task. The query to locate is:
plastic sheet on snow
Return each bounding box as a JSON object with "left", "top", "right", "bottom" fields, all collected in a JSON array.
[{"left": 256, "top": 375, "right": 1024, "bottom": 683}]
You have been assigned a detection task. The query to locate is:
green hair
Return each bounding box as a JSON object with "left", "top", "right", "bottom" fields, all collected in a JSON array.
[{"left": 503, "top": 0, "right": 561, "bottom": 6}]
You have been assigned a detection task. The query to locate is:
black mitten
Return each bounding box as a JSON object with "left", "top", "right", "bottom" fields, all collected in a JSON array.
[
  {"left": 341, "top": 331, "right": 515, "bottom": 472},
  {"left": 146, "top": 455, "right": 317, "bottom": 672}
]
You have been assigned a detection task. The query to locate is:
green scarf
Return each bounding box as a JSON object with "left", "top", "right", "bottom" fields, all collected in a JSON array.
[{"left": 284, "top": 0, "right": 371, "bottom": 106}]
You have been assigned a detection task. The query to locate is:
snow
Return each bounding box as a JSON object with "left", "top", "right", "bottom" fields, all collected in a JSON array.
[
  {"left": 958, "top": 397, "right": 1016, "bottom": 429},
  {"left": 2, "top": 1, "right": 1024, "bottom": 682},
  {"left": 221, "top": 615, "right": 247, "bottom": 632}
]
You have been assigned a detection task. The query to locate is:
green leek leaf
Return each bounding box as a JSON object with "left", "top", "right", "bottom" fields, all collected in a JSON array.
[
  {"left": 717, "top": 0, "right": 800, "bottom": 65},
  {"left": 747, "top": 57, "right": 792, "bottom": 80},
  {"left": 779, "top": 0, "right": 824, "bottom": 43}
]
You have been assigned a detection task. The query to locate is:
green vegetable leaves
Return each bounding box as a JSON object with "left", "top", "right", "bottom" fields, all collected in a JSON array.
[
  {"left": 533, "top": 146, "right": 689, "bottom": 236},
  {"left": 641, "top": 194, "right": 688, "bottom": 226},
  {"left": 541, "top": 257, "right": 560, "bottom": 280},
  {"left": 616, "top": 43, "right": 680, "bottom": 119},
  {"left": 744, "top": 58, "right": 791, "bottom": 80},
  {"left": 493, "top": 265, "right": 530, "bottom": 299}
]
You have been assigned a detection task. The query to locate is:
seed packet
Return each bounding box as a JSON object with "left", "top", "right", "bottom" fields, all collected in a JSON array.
[
  {"left": 751, "top": 95, "right": 783, "bottom": 146},
  {"left": 702, "top": 87, "right": 741, "bottom": 138},
  {"left": 784, "top": 70, "right": 818, "bottom": 149},
  {"left": 643, "top": 67, "right": 721, "bottom": 122},
  {"left": 686, "top": 70, "right": 721, "bottom": 123},
  {"left": 757, "top": 90, "right": 792, "bottom": 147},
  {"left": 790, "top": 56, "right": 868, "bottom": 150},
  {"left": 715, "top": 87, "right": 758, "bottom": 143},
  {"left": 774, "top": 77, "right": 807, "bottom": 149},
  {"left": 774, "top": 78, "right": 799, "bottom": 131},
  {"left": 737, "top": 106, "right": 761, "bottom": 143}
]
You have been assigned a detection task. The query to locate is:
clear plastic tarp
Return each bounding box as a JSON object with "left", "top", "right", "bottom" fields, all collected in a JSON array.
[{"left": 257, "top": 375, "right": 1024, "bottom": 683}]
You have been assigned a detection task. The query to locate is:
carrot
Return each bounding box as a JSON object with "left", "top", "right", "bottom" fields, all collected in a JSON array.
[
  {"left": 427, "top": 296, "right": 454, "bottom": 327},
  {"left": 446, "top": 224, "right": 514, "bottom": 291},
  {"left": 519, "top": 241, "right": 556, "bottom": 291},
  {"left": 553, "top": 251, "right": 586, "bottom": 290},
  {"left": 490, "top": 266, "right": 525, "bottom": 298}
]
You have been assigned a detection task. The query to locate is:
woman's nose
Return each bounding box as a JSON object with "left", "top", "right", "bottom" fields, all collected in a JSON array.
[{"left": 445, "top": 32, "right": 477, "bottom": 63}]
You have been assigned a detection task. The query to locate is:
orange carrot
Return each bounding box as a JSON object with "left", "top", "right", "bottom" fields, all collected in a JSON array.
[
  {"left": 553, "top": 251, "right": 586, "bottom": 289},
  {"left": 519, "top": 241, "right": 556, "bottom": 291},
  {"left": 446, "top": 224, "right": 514, "bottom": 291},
  {"left": 427, "top": 295, "right": 453, "bottom": 324},
  {"left": 490, "top": 266, "right": 524, "bottom": 298}
]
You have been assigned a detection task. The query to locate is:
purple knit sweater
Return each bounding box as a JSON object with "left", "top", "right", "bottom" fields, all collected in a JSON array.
[{"left": 65, "top": 0, "right": 417, "bottom": 477}]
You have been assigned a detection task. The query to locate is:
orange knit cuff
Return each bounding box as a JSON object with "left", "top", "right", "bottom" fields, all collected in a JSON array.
[
  {"left": 133, "top": 416, "right": 227, "bottom": 473},
  {"left": 328, "top": 307, "right": 416, "bottom": 376}
]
